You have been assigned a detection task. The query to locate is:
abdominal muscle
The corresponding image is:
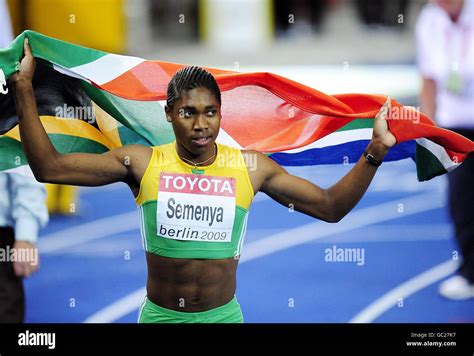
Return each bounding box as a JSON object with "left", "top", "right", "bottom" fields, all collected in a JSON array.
[{"left": 145, "top": 252, "right": 239, "bottom": 312}]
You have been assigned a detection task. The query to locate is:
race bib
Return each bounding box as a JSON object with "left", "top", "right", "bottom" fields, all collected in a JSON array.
[{"left": 156, "top": 172, "right": 236, "bottom": 243}]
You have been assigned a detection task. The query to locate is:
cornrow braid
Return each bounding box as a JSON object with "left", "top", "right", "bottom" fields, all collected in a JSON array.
[{"left": 166, "top": 66, "right": 221, "bottom": 108}]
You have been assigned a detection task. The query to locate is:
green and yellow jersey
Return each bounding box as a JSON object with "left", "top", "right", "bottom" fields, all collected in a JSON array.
[{"left": 135, "top": 142, "right": 254, "bottom": 259}]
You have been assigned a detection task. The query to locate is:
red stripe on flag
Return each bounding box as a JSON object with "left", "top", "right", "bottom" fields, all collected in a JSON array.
[{"left": 95, "top": 61, "right": 473, "bottom": 156}]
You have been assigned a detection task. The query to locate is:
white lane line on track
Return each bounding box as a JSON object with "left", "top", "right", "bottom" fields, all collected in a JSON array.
[
  {"left": 39, "top": 211, "right": 138, "bottom": 254},
  {"left": 241, "top": 192, "right": 445, "bottom": 262},
  {"left": 84, "top": 192, "right": 444, "bottom": 323},
  {"left": 350, "top": 259, "right": 458, "bottom": 323}
]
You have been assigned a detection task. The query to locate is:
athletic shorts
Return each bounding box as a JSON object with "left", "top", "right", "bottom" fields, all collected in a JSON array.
[{"left": 138, "top": 295, "right": 244, "bottom": 323}]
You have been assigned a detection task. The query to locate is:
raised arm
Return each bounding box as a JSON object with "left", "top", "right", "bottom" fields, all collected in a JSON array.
[
  {"left": 247, "top": 98, "right": 396, "bottom": 223},
  {"left": 10, "top": 39, "right": 151, "bottom": 187}
]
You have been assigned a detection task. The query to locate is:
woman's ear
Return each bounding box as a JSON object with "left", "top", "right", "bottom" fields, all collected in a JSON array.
[{"left": 164, "top": 105, "right": 172, "bottom": 122}]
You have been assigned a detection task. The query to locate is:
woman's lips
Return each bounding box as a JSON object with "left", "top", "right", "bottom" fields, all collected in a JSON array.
[{"left": 191, "top": 136, "right": 212, "bottom": 147}]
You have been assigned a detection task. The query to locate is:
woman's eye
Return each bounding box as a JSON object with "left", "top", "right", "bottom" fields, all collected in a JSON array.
[
  {"left": 184, "top": 111, "right": 193, "bottom": 118},
  {"left": 206, "top": 110, "right": 216, "bottom": 117}
]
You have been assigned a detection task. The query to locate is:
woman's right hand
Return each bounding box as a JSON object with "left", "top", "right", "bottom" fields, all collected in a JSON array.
[{"left": 9, "top": 38, "right": 36, "bottom": 84}]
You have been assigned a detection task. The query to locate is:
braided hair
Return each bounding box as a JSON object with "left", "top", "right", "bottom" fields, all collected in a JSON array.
[{"left": 166, "top": 66, "right": 221, "bottom": 109}]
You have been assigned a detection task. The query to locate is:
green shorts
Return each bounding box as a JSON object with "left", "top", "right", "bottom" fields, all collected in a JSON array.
[{"left": 138, "top": 296, "right": 244, "bottom": 323}]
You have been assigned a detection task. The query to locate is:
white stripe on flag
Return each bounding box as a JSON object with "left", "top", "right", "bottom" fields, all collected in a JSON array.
[
  {"left": 216, "top": 128, "right": 243, "bottom": 149},
  {"left": 273, "top": 128, "right": 373, "bottom": 154},
  {"left": 416, "top": 138, "right": 459, "bottom": 172},
  {"left": 52, "top": 63, "right": 92, "bottom": 83},
  {"left": 69, "top": 54, "right": 145, "bottom": 85}
]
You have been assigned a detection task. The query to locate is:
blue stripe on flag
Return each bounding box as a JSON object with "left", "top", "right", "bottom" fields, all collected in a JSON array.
[{"left": 270, "top": 140, "right": 416, "bottom": 166}]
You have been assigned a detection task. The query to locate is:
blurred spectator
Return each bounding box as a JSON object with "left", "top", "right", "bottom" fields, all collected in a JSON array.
[
  {"left": 355, "top": 0, "right": 409, "bottom": 29},
  {"left": 416, "top": 0, "right": 474, "bottom": 300},
  {"left": 274, "top": 0, "right": 328, "bottom": 37},
  {"left": 148, "top": 0, "right": 198, "bottom": 41},
  {"left": 0, "top": 173, "right": 49, "bottom": 322}
]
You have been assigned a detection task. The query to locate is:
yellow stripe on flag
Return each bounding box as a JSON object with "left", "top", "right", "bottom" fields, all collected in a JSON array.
[
  {"left": 3, "top": 116, "right": 115, "bottom": 150},
  {"left": 93, "top": 102, "right": 123, "bottom": 148}
]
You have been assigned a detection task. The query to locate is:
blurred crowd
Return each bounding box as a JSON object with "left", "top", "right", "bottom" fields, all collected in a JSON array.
[
  {"left": 149, "top": 0, "right": 413, "bottom": 41},
  {"left": 6, "top": 0, "right": 419, "bottom": 52}
]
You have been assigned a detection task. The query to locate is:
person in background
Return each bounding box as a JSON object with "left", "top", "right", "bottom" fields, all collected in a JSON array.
[
  {"left": 273, "top": 0, "right": 328, "bottom": 36},
  {"left": 355, "top": 0, "right": 409, "bottom": 29},
  {"left": 416, "top": 0, "right": 474, "bottom": 300},
  {"left": 0, "top": 173, "right": 49, "bottom": 322}
]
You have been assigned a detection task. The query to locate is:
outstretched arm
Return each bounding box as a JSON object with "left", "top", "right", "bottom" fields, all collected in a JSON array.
[
  {"left": 249, "top": 98, "right": 396, "bottom": 223},
  {"left": 10, "top": 39, "right": 151, "bottom": 187}
]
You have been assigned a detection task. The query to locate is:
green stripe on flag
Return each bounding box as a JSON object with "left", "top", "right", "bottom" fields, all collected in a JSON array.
[
  {"left": 0, "top": 31, "right": 107, "bottom": 79},
  {"left": 415, "top": 143, "right": 447, "bottom": 181},
  {"left": 0, "top": 134, "right": 109, "bottom": 171},
  {"left": 26, "top": 31, "right": 106, "bottom": 69},
  {"left": 117, "top": 126, "right": 150, "bottom": 146},
  {"left": 81, "top": 82, "right": 175, "bottom": 146},
  {"left": 49, "top": 134, "right": 109, "bottom": 155},
  {"left": 337, "top": 119, "right": 373, "bottom": 131},
  {"left": 0, "top": 136, "right": 27, "bottom": 171}
]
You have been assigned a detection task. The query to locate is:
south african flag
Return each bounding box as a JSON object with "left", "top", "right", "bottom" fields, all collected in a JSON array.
[{"left": 1, "top": 31, "right": 472, "bottom": 181}]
